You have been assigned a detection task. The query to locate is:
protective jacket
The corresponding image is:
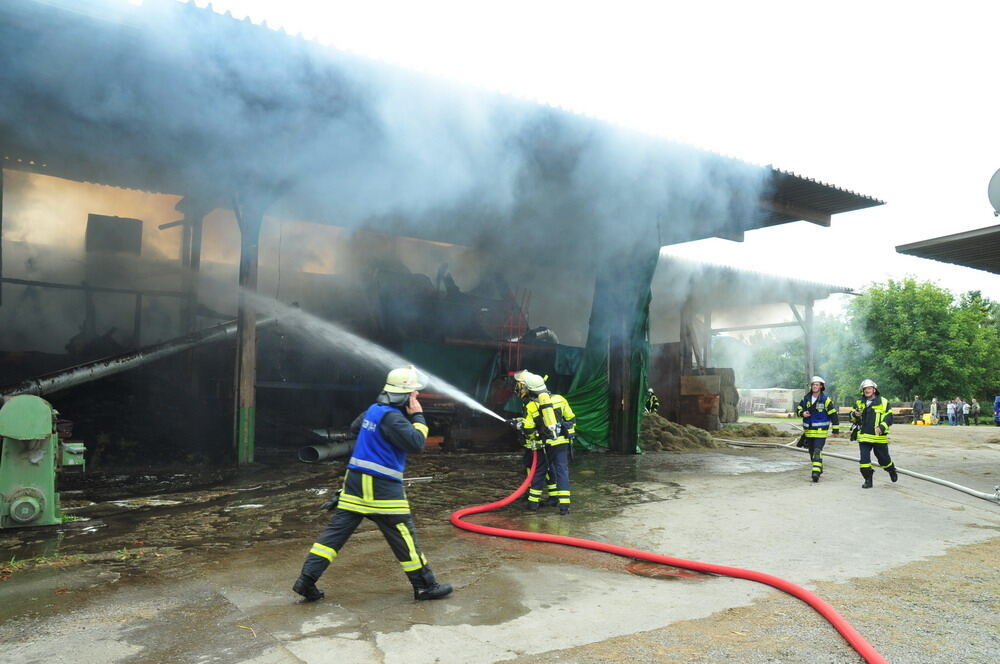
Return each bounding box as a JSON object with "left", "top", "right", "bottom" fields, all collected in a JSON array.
[
  {"left": 348, "top": 403, "right": 428, "bottom": 481},
  {"left": 796, "top": 392, "right": 840, "bottom": 438},
  {"left": 852, "top": 396, "right": 892, "bottom": 444},
  {"left": 521, "top": 393, "right": 576, "bottom": 446}
]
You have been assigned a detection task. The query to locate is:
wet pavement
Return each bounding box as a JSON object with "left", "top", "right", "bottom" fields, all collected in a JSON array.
[{"left": 2, "top": 433, "right": 998, "bottom": 663}]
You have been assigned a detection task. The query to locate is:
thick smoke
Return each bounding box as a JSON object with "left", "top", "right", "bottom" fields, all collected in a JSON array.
[{"left": 0, "top": 0, "right": 770, "bottom": 354}]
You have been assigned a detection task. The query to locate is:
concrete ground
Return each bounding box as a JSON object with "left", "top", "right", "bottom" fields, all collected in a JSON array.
[{"left": 1, "top": 424, "right": 998, "bottom": 663}]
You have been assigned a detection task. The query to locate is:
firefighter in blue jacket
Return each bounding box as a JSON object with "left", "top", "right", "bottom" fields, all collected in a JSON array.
[
  {"left": 850, "top": 379, "right": 898, "bottom": 489},
  {"left": 795, "top": 376, "right": 840, "bottom": 482},
  {"left": 292, "top": 366, "right": 452, "bottom": 603}
]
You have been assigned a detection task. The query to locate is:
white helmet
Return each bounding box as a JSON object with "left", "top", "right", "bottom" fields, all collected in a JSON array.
[
  {"left": 514, "top": 370, "right": 547, "bottom": 393},
  {"left": 810, "top": 376, "right": 826, "bottom": 387},
  {"left": 859, "top": 379, "right": 877, "bottom": 392},
  {"left": 384, "top": 365, "right": 425, "bottom": 393}
]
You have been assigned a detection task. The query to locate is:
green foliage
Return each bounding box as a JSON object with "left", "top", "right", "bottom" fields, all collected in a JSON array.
[
  {"left": 848, "top": 279, "right": 1000, "bottom": 400},
  {"left": 713, "top": 279, "right": 1000, "bottom": 405}
]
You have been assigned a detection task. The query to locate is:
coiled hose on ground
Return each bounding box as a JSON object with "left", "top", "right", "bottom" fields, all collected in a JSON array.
[{"left": 450, "top": 451, "right": 889, "bottom": 664}]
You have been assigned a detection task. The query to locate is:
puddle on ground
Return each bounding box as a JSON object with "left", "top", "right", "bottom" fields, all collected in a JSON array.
[{"left": 0, "top": 448, "right": 787, "bottom": 581}]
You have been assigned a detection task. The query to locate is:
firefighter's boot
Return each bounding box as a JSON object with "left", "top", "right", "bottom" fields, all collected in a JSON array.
[
  {"left": 292, "top": 575, "right": 325, "bottom": 602},
  {"left": 886, "top": 464, "right": 898, "bottom": 483},
  {"left": 861, "top": 467, "right": 874, "bottom": 489},
  {"left": 559, "top": 504, "right": 570, "bottom": 515},
  {"left": 811, "top": 471, "right": 821, "bottom": 483},
  {"left": 408, "top": 568, "right": 453, "bottom": 601}
]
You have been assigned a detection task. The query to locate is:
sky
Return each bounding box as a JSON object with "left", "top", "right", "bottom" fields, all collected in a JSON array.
[{"left": 177, "top": 0, "right": 1000, "bottom": 314}]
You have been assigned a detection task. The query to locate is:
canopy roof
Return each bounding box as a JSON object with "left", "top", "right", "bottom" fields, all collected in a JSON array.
[{"left": 896, "top": 224, "right": 1000, "bottom": 275}]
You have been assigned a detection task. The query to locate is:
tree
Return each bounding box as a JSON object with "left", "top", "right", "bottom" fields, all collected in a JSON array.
[{"left": 848, "top": 279, "right": 1000, "bottom": 401}]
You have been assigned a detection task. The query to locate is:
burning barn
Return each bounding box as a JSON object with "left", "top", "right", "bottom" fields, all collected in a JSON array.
[{"left": 0, "top": 0, "right": 881, "bottom": 472}]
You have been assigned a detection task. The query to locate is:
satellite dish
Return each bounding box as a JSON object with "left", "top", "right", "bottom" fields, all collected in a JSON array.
[{"left": 989, "top": 168, "right": 1000, "bottom": 216}]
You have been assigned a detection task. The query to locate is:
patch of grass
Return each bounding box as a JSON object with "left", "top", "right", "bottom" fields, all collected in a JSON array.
[{"left": 0, "top": 552, "right": 90, "bottom": 581}]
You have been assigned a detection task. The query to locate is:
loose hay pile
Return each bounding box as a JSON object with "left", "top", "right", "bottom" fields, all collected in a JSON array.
[
  {"left": 718, "top": 423, "right": 784, "bottom": 438},
  {"left": 639, "top": 412, "right": 725, "bottom": 451}
]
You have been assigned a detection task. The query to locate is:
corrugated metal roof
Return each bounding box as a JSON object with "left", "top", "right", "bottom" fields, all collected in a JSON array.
[
  {"left": 896, "top": 224, "right": 1000, "bottom": 275},
  {"left": 763, "top": 167, "right": 884, "bottom": 225}
]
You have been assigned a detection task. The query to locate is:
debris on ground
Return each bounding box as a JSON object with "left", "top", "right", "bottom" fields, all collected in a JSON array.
[
  {"left": 716, "top": 423, "right": 784, "bottom": 438},
  {"left": 639, "top": 412, "right": 725, "bottom": 451}
]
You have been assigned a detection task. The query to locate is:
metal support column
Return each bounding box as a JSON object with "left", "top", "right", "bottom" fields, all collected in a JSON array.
[
  {"left": 789, "top": 300, "right": 815, "bottom": 383},
  {"left": 232, "top": 197, "right": 264, "bottom": 465},
  {"left": 804, "top": 299, "right": 814, "bottom": 381}
]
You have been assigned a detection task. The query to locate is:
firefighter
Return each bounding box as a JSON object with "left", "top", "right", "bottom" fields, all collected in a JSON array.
[
  {"left": 644, "top": 388, "right": 660, "bottom": 414},
  {"left": 292, "top": 366, "right": 452, "bottom": 603},
  {"left": 514, "top": 370, "right": 576, "bottom": 515},
  {"left": 795, "top": 376, "right": 840, "bottom": 482},
  {"left": 850, "top": 379, "right": 898, "bottom": 489}
]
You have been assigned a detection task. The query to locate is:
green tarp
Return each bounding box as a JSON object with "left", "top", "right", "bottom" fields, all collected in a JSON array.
[{"left": 566, "top": 248, "right": 659, "bottom": 451}]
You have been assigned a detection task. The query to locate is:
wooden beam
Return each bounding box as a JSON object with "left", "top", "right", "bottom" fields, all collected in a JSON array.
[
  {"left": 759, "top": 198, "right": 831, "bottom": 226},
  {"left": 232, "top": 195, "right": 264, "bottom": 466},
  {"left": 712, "top": 321, "right": 801, "bottom": 334}
]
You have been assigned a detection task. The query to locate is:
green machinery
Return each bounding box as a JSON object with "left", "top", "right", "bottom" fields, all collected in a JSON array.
[{"left": 0, "top": 395, "right": 85, "bottom": 529}]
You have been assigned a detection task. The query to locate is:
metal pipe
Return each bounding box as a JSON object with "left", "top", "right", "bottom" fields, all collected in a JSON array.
[
  {"left": 298, "top": 441, "right": 352, "bottom": 463},
  {"left": 716, "top": 437, "right": 1000, "bottom": 504},
  {"left": 1, "top": 317, "right": 275, "bottom": 397}
]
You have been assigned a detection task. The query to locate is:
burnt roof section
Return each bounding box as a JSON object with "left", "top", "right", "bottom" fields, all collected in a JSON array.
[
  {"left": 1, "top": 0, "right": 882, "bottom": 253},
  {"left": 896, "top": 224, "right": 1000, "bottom": 275}
]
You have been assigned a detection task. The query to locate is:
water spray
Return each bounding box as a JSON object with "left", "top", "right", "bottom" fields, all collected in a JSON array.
[{"left": 244, "top": 291, "right": 506, "bottom": 422}]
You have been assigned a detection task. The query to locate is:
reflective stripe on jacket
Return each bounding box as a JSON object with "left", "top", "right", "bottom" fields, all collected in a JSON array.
[
  {"left": 796, "top": 393, "right": 840, "bottom": 437},
  {"left": 853, "top": 396, "right": 892, "bottom": 444},
  {"left": 522, "top": 393, "right": 576, "bottom": 447},
  {"left": 348, "top": 403, "right": 414, "bottom": 481}
]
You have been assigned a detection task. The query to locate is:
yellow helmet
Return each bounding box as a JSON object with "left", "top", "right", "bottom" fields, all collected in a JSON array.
[
  {"left": 513, "top": 370, "right": 547, "bottom": 393},
  {"left": 384, "top": 365, "right": 425, "bottom": 393}
]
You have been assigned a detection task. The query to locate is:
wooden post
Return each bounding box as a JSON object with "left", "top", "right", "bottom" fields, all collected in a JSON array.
[{"left": 233, "top": 197, "right": 263, "bottom": 466}]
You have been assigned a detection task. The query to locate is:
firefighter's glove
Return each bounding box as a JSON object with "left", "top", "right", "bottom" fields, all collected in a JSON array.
[
  {"left": 876, "top": 426, "right": 886, "bottom": 436},
  {"left": 795, "top": 434, "right": 808, "bottom": 448},
  {"left": 319, "top": 495, "right": 339, "bottom": 511}
]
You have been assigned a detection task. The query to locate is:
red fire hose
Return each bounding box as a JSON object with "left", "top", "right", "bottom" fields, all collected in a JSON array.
[{"left": 450, "top": 451, "right": 888, "bottom": 664}]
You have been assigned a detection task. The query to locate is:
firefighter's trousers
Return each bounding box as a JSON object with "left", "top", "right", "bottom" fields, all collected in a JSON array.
[
  {"left": 858, "top": 442, "right": 894, "bottom": 477},
  {"left": 523, "top": 448, "right": 555, "bottom": 499},
  {"left": 300, "top": 470, "right": 428, "bottom": 582},
  {"left": 807, "top": 437, "right": 826, "bottom": 474},
  {"left": 528, "top": 443, "right": 570, "bottom": 506},
  {"left": 301, "top": 508, "right": 428, "bottom": 582}
]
